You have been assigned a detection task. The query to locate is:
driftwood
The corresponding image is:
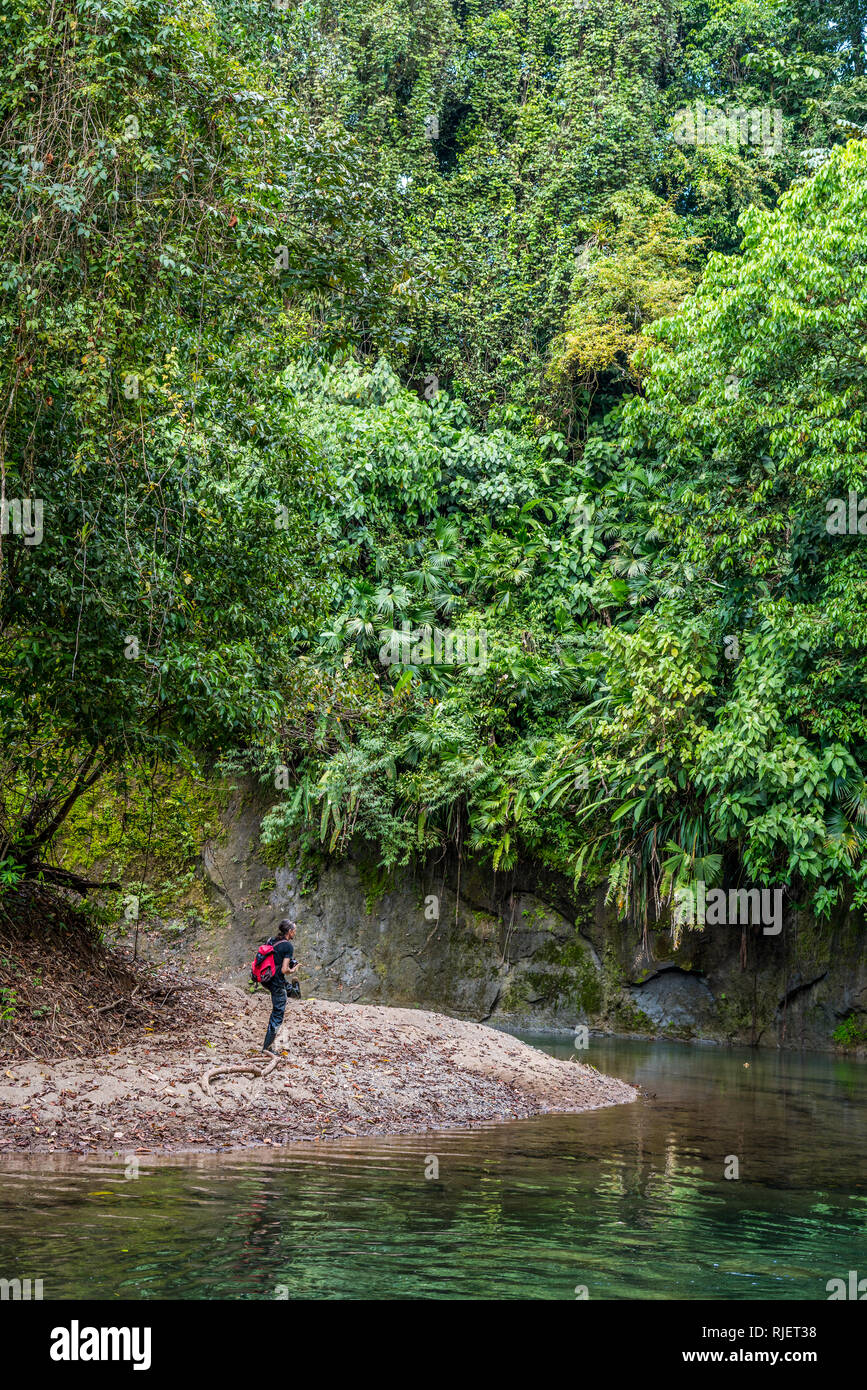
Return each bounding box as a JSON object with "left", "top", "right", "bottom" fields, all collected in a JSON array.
[{"left": 200, "top": 1053, "right": 279, "bottom": 1096}]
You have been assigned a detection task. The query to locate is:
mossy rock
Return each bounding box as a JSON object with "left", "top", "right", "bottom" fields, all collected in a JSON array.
[{"left": 613, "top": 1000, "right": 656, "bottom": 1034}]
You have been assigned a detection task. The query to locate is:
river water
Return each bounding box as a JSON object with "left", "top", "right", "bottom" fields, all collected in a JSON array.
[{"left": 0, "top": 1034, "right": 864, "bottom": 1299}]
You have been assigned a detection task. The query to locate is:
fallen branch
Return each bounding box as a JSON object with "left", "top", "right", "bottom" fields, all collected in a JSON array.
[
  {"left": 10, "top": 1031, "right": 44, "bottom": 1061},
  {"left": 23, "top": 863, "right": 121, "bottom": 896}
]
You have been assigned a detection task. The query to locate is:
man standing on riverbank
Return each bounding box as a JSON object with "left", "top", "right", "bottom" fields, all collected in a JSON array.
[{"left": 262, "top": 919, "right": 299, "bottom": 1053}]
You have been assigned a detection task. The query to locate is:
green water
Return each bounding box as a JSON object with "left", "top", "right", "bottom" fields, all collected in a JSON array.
[{"left": 0, "top": 1035, "right": 864, "bottom": 1299}]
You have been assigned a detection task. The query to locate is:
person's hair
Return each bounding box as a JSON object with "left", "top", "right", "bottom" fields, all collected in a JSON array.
[{"left": 276, "top": 919, "right": 296, "bottom": 937}]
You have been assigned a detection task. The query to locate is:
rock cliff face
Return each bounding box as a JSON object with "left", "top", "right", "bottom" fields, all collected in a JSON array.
[{"left": 146, "top": 783, "right": 867, "bottom": 1053}]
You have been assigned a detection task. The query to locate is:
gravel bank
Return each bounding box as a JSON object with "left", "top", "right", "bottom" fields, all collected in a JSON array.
[{"left": 0, "top": 986, "right": 638, "bottom": 1156}]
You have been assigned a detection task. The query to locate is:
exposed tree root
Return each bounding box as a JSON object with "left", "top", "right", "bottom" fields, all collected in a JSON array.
[{"left": 200, "top": 1053, "right": 279, "bottom": 1096}]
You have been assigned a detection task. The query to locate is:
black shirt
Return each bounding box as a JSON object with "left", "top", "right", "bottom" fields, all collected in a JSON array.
[{"left": 269, "top": 938, "right": 295, "bottom": 979}]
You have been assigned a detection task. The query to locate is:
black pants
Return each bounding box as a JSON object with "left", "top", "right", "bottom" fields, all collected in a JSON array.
[{"left": 263, "top": 979, "right": 287, "bottom": 1050}]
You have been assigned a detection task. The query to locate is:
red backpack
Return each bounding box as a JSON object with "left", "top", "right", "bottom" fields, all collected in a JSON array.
[{"left": 251, "top": 941, "right": 277, "bottom": 985}]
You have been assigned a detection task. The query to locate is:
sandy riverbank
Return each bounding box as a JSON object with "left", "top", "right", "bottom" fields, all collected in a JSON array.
[{"left": 0, "top": 985, "right": 638, "bottom": 1156}]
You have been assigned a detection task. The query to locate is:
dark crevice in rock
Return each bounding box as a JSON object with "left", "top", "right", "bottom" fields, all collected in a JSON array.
[
  {"left": 776, "top": 972, "right": 828, "bottom": 1014},
  {"left": 480, "top": 985, "right": 504, "bottom": 1023}
]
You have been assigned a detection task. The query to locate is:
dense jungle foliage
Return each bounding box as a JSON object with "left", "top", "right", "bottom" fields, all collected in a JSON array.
[{"left": 3, "top": 0, "right": 867, "bottom": 932}]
